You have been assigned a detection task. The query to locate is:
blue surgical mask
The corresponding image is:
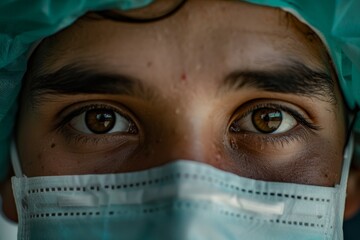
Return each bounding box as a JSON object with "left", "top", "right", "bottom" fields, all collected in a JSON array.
[{"left": 10, "top": 138, "right": 353, "bottom": 240}]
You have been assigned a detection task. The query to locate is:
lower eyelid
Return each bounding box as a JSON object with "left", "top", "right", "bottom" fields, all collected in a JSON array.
[
  {"left": 229, "top": 125, "right": 314, "bottom": 150},
  {"left": 60, "top": 126, "right": 140, "bottom": 147}
]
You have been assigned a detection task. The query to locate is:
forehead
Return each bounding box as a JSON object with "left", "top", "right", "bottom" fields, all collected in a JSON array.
[{"left": 32, "top": 0, "right": 328, "bottom": 79}]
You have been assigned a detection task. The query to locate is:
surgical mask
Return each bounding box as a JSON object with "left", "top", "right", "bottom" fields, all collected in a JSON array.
[{"left": 10, "top": 138, "right": 353, "bottom": 240}]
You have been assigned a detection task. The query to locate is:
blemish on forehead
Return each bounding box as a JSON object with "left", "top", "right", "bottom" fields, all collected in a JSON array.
[{"left": 181, "top": 73, "right": 187, "bottom": 82}]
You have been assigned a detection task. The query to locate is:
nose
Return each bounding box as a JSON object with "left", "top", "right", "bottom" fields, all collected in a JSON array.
[{"left": 146, "top": 104, "right": 226, "bottom": 169}]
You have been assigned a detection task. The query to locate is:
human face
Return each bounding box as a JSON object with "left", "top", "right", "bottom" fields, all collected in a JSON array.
[{"left": 16, "top": 0, "right": 346, "bottom": 186}]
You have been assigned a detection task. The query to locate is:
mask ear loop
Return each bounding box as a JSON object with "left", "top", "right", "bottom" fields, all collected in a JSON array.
[
  {"left": 345, "top": 106, "right": 359, "bottom": 147},
  {"left": 335, "top": 107, "right": 358, "bottom": 237},
  {"left": 339, "top": 106, "right": 359, "bottom": 187},
  {"left": 10, "top": 139, "right": 23, "bottom": 178}
]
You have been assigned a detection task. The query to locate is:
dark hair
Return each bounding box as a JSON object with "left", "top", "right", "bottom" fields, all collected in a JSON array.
[{"left": 97, "top": 0, "right": 187, "bottom": 23}]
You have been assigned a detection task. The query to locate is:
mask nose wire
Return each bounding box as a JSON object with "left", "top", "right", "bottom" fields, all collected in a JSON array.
[{"left": 10, "top": 139, "right": 23, "bottom": 178}]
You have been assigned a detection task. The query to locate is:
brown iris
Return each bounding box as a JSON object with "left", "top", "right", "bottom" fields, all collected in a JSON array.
[
  {"left": 252, "top": 108, "right": 282, "bottom": 133},
  {"left": 85, "top": 109, "right": 116, "bottom": 134}
]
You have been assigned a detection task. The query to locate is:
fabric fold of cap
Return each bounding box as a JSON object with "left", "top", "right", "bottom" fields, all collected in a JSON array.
[
  {"left": 0, "top": 0, "right": 360, "bottom": 181},
  {"left": 0, "top": 0, "right": 152, "bottom": 181}
]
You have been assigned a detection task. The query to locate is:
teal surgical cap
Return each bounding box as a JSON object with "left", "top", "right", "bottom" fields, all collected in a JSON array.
[{"left": 0, "top": 0, "right": 359, "bottom": 181}]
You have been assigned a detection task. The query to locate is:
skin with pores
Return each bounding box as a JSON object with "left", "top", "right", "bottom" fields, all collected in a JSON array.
[{"left": 2, "top": 0, "right": 355, "bottom": 222}]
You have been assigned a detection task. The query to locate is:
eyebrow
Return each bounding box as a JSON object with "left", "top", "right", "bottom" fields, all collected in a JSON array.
[
  {"left": 28, "top": 61, "right": 336, "bottom": 108},
  {"left": 222, "top": 61, "right": 336, "bottom": 103},
  {"left": 28, "top": 65, "right": 153, "bottom": 107}
]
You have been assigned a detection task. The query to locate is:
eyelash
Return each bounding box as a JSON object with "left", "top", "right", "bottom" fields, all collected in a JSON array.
[
  {"left": 240, "top": 103, "right": 319, "bottom": 130},
  {"left": 230, "top": 102, "right": 320, "bottom": 146},
  {"left": 56, "top": 102, "right": 319, "bottom": 147},
  {"left": 55, "top": 103, "right": 135, "bottom": 144}
]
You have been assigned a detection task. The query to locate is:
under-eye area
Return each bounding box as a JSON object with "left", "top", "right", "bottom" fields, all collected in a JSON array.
[{"left": 228, "top": 99, "right": 319, "bottom": 146}]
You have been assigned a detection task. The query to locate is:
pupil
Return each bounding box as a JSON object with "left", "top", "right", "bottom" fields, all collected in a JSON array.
[
  {"left": 252, "top": 108, "right": 282, "bottom": 133},
  {"left": 85, "top": 109, "right": 116, "bottom": 134}
]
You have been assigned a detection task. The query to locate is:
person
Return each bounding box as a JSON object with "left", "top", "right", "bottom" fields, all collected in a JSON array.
[{"left": 0, "top": 0, "right": 359, "bottom": 239}]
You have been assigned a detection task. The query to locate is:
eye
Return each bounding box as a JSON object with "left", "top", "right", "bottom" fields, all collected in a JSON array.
[
  {"left": 69, "top": 108, "right": 136, "bottom": 134},
  {"left": 230, "top": 107, "right": 297, "bottom": 134}
]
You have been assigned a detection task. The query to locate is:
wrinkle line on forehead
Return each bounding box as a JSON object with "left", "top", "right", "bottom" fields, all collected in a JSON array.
[{"left": 222, "top": 61, "right": 336, "bottom": 104}]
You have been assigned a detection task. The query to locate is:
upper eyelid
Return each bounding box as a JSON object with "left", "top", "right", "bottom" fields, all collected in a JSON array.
[
  {"left": 231, "top": 102, "right": 320, "bottom": 131},
  {"left": 55, "top": 103, "right": 134, "bottom": 131},
  {"left": 233, "top": 103, "right": 294, "bottom": 120}
]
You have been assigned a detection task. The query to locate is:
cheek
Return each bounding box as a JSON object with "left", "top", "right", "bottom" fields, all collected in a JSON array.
[
  {"left": 225, "top": 133, "right": 344, "bottom": 186},
  {"left": 291, "top": 138, "right": 344, "bottom": 186},
  {"left": 21, "top": 136, "right": 143, "bottom": 176}
]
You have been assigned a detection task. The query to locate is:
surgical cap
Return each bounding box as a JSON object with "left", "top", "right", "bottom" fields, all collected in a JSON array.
[{"left": 0, "top": 0, "right": 359, "bottom": 181}]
